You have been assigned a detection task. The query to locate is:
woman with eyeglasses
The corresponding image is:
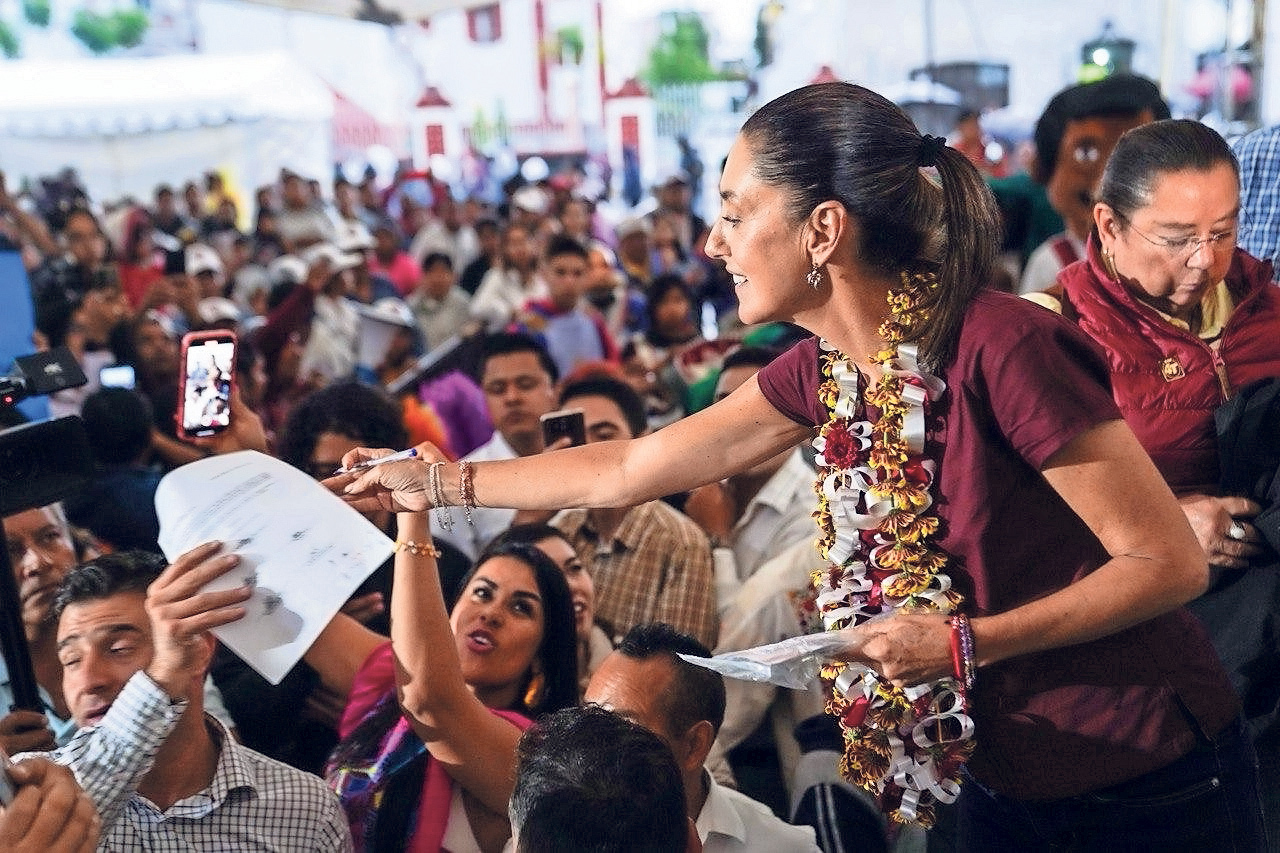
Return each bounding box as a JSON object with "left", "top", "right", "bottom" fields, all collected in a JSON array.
[{"left": 1054, "top": 117, "right": 1280, "bottom": 836}]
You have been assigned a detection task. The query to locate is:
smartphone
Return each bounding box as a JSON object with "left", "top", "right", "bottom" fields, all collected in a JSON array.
[
  {"left": 540, "top": 407, "right": 586, "bottom": 448},
  {"left": 177, "top": 330, "right": 236, "bottom": 440},
  {"left": 99, "top": 363, "right": 136, "bottom": 390},
  {"left": 0, "top": 745, "right": 14, "bottom": 806}
]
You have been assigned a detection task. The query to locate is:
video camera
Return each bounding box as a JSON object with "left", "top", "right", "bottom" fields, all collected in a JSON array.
[
  {"left": 0, "top": 346, "right": 92, "bottom": 713},
  {"left": 0, "top": 346, "right": 87, "bottom": 408}
]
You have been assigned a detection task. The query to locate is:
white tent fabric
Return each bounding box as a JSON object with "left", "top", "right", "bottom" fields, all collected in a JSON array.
[
  {"left": 0, "top": 52, "right": 334, "bottom": 202},
  {"left": 237, "top": 0, "right": 486, "bottom": 21}
]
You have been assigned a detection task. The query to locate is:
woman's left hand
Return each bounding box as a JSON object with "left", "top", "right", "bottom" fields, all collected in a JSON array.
[{"left": 833, "top": 612, "right": 955, "bottom": 687}]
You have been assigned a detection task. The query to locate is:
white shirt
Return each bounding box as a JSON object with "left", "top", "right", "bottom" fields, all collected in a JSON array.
[
  {"left": 433, "top": 431, "right": 519, "bottom": 561},
  {"left": 1018, "top": 231, "right": 1085, "bottom": 295},
  {"left": 713, "top": 450, "right": 816, "bottom": 610},
  {"left": 708, "top": 539, "right": 828, "bottom": 797},
  {"left": 697, "top": 771, "right": 821, "bottom": 853},
  {"left": 469, "top": 268, "right": 545, "bottom": 331}
]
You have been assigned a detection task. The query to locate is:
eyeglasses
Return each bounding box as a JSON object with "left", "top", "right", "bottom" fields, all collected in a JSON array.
[{"left": 1122, "top": 219, "right": 1236, "bottom": 259}]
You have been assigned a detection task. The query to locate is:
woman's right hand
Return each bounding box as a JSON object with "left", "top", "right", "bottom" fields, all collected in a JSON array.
[
  {"left": 328, "top": 443, "right": 445, "bottom": 514},
  {"left": 1178, "top": 494, "right": 1263, "bottom": 570}
]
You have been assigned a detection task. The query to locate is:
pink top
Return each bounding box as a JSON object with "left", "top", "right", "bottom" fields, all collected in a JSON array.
[{"left": 340, "top": 642, "right": 530, "bottom": 851}]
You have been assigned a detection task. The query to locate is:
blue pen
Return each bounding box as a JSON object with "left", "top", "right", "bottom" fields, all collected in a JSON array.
[{"left": 333, "top": 447, "right": 419, "bottom": 476}]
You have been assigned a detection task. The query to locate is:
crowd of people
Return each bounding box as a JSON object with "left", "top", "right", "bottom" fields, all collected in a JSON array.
[{"left": 0, "top": 72, "right": 1278, "bottom": 852}]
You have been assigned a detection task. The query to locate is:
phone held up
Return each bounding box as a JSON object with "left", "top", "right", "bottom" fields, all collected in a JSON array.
[
  {"left": 540, "top": 407, "right": 586, "bottom": 448},
  {"left": 176, "top": 330, "right": 236, "bottom": 441}
]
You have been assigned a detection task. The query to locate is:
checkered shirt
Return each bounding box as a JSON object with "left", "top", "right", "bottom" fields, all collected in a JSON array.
[
  {"left": 554, "top": 500, "right": 718, "bottom": 648},
  {"left": 27, "top": 671, "right": 352, "bottom": 851},
  {"left": 1232, "top": 124, "right": 1280, "bottom": 269}
]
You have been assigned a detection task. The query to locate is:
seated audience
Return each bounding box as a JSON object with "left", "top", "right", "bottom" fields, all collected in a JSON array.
[
  {"left": 27, "top": 548, "right": 351, "bottom": 849},
  {"left": 683, "top": 346, "right": 816, "bottom": 607},
  {"left": 1, "top": 503, "right": 235, "bottom": 756},
  {"left": 407, "top": 251, "right": 472, "bottom": 351},
  {"left": 64, "top": 388, "right": 163, "bottom": 553},
  {"left": 584, "top": 623, "right": 819, "bottom": 852},
  {"left": 552, "top": 376, "right": 717, "bottom": 648},
  {"left": 436, "top": 333, "right": 561, "bottom": 561},
  {"left": 515, "top": 234, "right": 618, "bottom": 378},
  {"left": 470, "top": 224, "right": 543, "bottom": 331},
  {"left": 510, "top": 704, "right": 691, "bottom": 853}
]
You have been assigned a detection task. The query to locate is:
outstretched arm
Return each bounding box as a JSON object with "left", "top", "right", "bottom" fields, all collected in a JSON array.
[
  {"left": 388, "top": 510, "right": 526, "bottom": 816},
  {"left": 338, "top": 376, "right": 812, "bottom": 514},
  {"left": 839, "top": 419, "right": 1208, "bottom": 683}
]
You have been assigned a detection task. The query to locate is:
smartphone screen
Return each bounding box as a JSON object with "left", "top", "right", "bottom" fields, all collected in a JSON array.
[
  {"left": 99, "top": 363, "right": 136, "bottom": 390},
  {"left": 540, "top": 408, "right": 586, "bottom": 448},
  {"left": 179, "top": 332, "right": 235, "bottom": 438}
]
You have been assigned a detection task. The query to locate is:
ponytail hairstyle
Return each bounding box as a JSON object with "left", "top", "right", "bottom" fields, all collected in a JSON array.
[
  {"left": 739, "top": 82, "right": 1002, "bottom": 369},
  {"left": 1097, "top": 118, "right": 1238, "bottom": 224}
]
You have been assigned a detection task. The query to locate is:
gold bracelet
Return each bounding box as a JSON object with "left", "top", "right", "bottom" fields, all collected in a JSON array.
[{"left": 395, "top": 539, "right": 442, "bottom": 558}]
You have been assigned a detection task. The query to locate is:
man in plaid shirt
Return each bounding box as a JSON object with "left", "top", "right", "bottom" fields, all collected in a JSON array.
[
  {"left": 20, "top": 545, "right": 352, "bottom": 851},
  {"left": 1232, "top": 123, "right": 1280, "bottom": 271}
]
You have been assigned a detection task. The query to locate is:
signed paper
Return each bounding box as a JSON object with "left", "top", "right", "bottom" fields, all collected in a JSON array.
[{"left": 156, "top": 450, "right": 393, "bottom": 684}]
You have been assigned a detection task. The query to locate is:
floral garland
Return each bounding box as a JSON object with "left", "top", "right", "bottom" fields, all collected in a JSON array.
[{"left": 810, "top": 269, "right": 974, "bottom": 827}]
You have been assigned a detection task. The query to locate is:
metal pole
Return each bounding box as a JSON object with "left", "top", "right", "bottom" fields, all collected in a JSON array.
[
  {"left": 0, "top": 524, "right": 43, "bottom": 713},
  {"left": 1252, "top": 0, "right": 1267, "bottom": 128},
  {"left": 923, "top": 0, "right": 935, "bottom": 82}
]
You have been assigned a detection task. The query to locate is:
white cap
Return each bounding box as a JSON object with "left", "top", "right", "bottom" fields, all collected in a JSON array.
[
  {"left": 185, "top": 243, "right": 224, "bottom": 277},
  {"left": 302, "top": 243, "right": 363, "bottom": 272},
  {"left": 268, "top": 255, "right": 308, "bottom": 287},
  {"left": 336, "top": 220, "right": 375, "bottom": 252},
  {"left": 358, "top": 297, "right": 416, "bottom": 329},
  {"left": 197, "top": 296, "right": 241, "bottom": 326},
  {"left": 512, "top": 185, "right": 550, "bottom": 215}
]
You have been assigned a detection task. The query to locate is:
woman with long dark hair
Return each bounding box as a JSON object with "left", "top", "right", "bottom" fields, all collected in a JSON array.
[
  {"left": 318, "top": 526, "right": 576, "bottom": 852},
  {"left": 338, "top": 82, "right": 1263, "bottom": 849}
]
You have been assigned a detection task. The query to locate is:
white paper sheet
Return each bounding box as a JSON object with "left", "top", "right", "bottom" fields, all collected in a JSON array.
[
  {"left": 155, "top": 450, "right": 394, "bottom": 684},
  {"left": 679, "top": 632, "right": 853, "bottom": 689}
]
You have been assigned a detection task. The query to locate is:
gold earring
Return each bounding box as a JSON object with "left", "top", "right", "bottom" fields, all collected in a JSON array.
[
  {"left": 1101, "top": 246, "right": 1119, "bottom": 281},
  {"left": 523, "top": 672, "right": 545, "bottom": 711}
]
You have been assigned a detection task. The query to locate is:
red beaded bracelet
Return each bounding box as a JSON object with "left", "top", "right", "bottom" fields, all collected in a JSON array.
[{"left": 948, "top": 613, "right": 977, "bottom": 691}]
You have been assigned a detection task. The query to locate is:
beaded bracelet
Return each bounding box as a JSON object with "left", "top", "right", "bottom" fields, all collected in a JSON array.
[
  {"left": 396, "top": 539, "right": 442, "bottom": 558},
  {"left": 949, "top": 613, "right": 977, "bottom": 691},
  {"left": 458, "top": 461, "right": 476, "bottom": 526}
]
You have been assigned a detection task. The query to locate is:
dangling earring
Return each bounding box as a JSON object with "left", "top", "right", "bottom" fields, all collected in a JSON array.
[
  {"left": 806, "top": 262, "right": 823, "bottom": 290},
  {"left": 1101, "top": 246, "right": 1119, "bottom": 282},
  {"left": 523, "top": 671, "right": 545, "bottom": 711}
]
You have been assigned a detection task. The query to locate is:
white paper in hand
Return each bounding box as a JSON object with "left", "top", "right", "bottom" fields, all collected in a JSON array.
[
  {"left": 679, "top": 632, "right": 851, "bottom": 690},
  {"left": 155, "top": 450, "right": 394, "bottom": 684}
]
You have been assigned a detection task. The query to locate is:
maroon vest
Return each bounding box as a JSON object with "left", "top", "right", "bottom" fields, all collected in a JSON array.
[{"left": 1058, "top": 239, "right": 1280, "bottom": 494}]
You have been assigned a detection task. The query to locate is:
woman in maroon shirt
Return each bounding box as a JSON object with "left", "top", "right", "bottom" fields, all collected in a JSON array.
[{"left": 338, "top": 83, "right": 1265, "bottom": 849}]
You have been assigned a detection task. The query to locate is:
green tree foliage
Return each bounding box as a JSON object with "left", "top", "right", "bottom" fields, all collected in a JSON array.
[
  {"left": 114, "top": 9, "right": 148, "bottom": 47},
  {"left": 643, "top": 11, "right": 718, "bottom": 85},
  {"left": 22, "top": 0, "right": 51, "bottom": 28},
  {"left": 71, "top": 7, "right": 150, "bottom": 54},
  {"left": 0, "top": 19, "right": 20, "bottom": 57}
]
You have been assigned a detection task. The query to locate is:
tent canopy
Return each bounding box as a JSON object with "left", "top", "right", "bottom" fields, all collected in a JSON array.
[
  {"left": 237, "top": 0, "right": 485, "bottom": 21},
  {"left": 0, "top": 52, "right": 334, "bottom": 203},
  {"left": 0, "top": 51, "right": 332, "bottom": 138}
]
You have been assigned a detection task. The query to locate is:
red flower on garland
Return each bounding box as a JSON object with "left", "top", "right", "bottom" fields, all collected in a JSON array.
[{"left": 822, "top": 421, "right": 862, "bottom": 468}]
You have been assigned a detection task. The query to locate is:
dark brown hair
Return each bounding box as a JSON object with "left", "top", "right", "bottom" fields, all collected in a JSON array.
[{"left": 739, "top": 82, "right": 1002, "bottom": 368}]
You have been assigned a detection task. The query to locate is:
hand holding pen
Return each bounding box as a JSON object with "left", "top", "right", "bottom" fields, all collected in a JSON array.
[{"left": 326, "top": 443, "right": 445, "bottom": 514}]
